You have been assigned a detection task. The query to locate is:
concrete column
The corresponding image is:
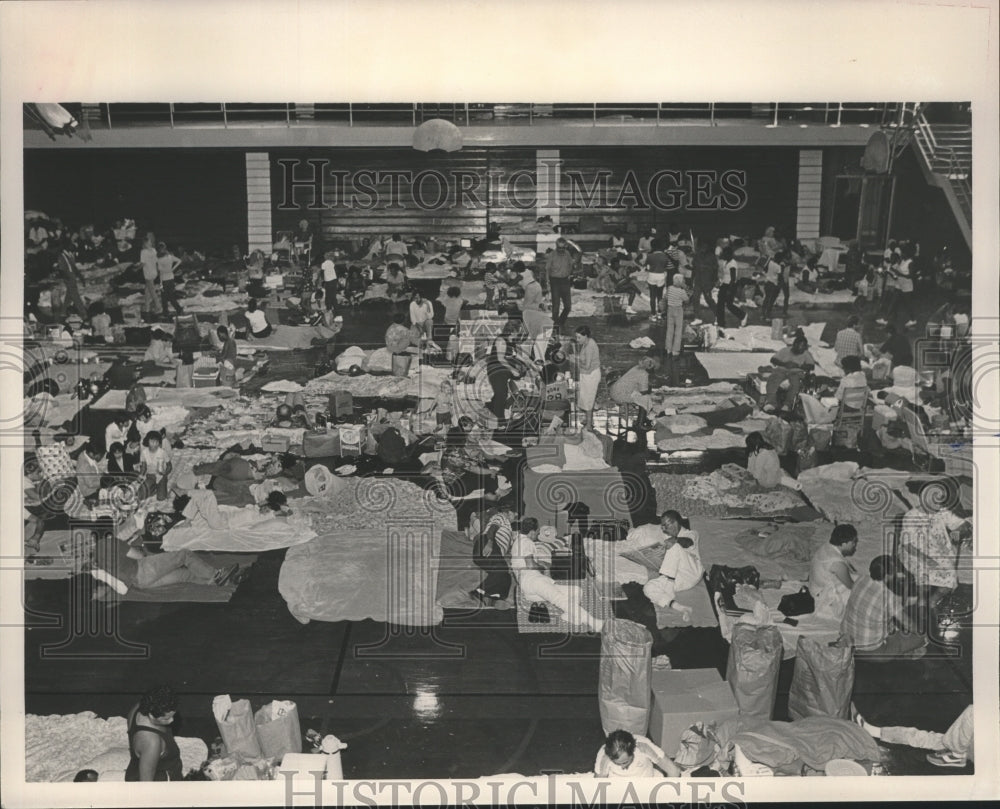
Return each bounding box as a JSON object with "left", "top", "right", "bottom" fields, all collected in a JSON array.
[
  {"left": 796, "top": 149, "right": 823, "bottom": 240},
  {"left": 246, "top": 152, "right": 273, "bottom": 253},
  {"left": 536, "top": 149, "right": 560, "bottom": 253}
]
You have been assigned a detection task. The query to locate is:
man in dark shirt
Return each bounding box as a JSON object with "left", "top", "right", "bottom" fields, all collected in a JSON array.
[
  {"left": 878, "top": 323, "right": 913, "bottom": 368},
  {"left": 543, "top": 238, "right": 580, "bottom": 328}
]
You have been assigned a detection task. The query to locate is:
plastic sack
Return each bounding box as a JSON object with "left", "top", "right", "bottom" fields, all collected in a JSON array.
[
  {"left": 788, "top": 637, "right": 854, "bottom": 721},
  {"left": 763, "top": 418, "right": 793, "bottom": 455},
  {"left": 254, "top": 700, "right": 302, "bottom": 759},
  {"left": 213, "top": 696, "right": 262, "bottom": 759},
  {"left": 304, "top": 464, "right": 343, "bottom": 496},
  {"left": 598, "top": 617, "right": 653, "bottom": 736},
  {"left": 726, "top": 624, "right": 783, "bottom": 718}
]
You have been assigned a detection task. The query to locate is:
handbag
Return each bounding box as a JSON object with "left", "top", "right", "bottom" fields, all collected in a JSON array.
[
  {"left": 778, "top": 585, "right": 815, "bottom": 617},
  {"left": 707, "top": 564, "right": 760, "bottom": 594}
]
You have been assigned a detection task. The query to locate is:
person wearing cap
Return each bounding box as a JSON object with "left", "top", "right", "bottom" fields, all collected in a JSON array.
[{"left": 543, "top": 237, "right": 581, "bottom": 327}]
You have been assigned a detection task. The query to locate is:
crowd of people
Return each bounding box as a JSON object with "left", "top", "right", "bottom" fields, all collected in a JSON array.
[{"left": 21, "top": 212, "right": 975, "bottom": 782}]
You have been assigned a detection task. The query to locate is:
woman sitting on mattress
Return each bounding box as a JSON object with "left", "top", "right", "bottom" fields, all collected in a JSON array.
[
  {"left": 745, "top": 431, "right": 802, "bottom": 491},
  {"left": 642, "top": 510, "right": 704, "bottom": 620},
  {"left": 808, "top": 523, "right": 859, "bottom": 621}
]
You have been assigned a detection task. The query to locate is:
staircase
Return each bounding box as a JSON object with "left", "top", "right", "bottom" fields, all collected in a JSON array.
[{"left": 907, "top": 113, "right": 972, "bottom": 248}]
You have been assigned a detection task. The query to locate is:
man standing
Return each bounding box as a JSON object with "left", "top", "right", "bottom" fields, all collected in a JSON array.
[
  {"left": 543, "top": 237, "right": 580, "bottom": 328},
  {"left": 409, "top": 291, "right": 435, "bottom": 343},
  {"left": 320, "top": 251, "right": 339, "bottom": 312},
  {"left": 55, "top": 242, "right": 88, "bottom": 318}
]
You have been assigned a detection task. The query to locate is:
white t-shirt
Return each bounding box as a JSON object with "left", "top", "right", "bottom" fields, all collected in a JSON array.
[
  {"left": 140, "top": 445, "right": 170, "bottom": 475},
  {"left": 895, "top": 259, "right": 914, "bottom": 293},
  {"left": 385, "top": 240, "right": 408, "bottom": 256},
  {"left": 594, "top": 735, "right": 667, "bottom": 778},
  {"left": 246, "top": 309, "right": 269, "bottom": 334},
  {"left": 409, "top": 300, "right": 433, "bottom": 325},
  {"left": 322, "top": 260, "right": 338, "bottom": 283}
]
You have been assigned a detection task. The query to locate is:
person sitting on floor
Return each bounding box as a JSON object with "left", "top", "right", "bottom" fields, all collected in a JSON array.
[
  {"left": 104, "top": 414, "right": 132, "bottom": 455},
  {"left": 469, "top": 505, "right": 519, "bottom": 607},
  {"left": 763, "top": 334, "right": 815, "bottom": 414},
  {"left": 853, "top": 704, "right": 974, "bottom": 769},
  {"left": 244, "top": 299, "right": 272, "bottom": 339},
  {"left": 385, "top": 312, "right": 412, "bottom": 355},
  {"left": 509, "top": 516, "right": 604, "bottom": 633},
  {"left": 594, "top": 729, "right": 682, "bottom": 778},
  {"left": 384, "top": 262, "right": 408, "bottom": 303},
  {"left": 90, "top": 302, "right": 113, "bottom": 342},
  {"left": 840, "top": 554, "right": 927, "bottom": 660},
  {"left": 343, "top": 266, "right": 367, "bottom": 307},
  {"left": 143, "top": 330, "right": 176, "bottom": 369},
  {"left": 809, "top": 523, "right": 859, "bottom": 620},
  {"left": 75, "top": 443, "right": 106, "bottom": 504},
  {"left": 744, "top": 431, "right": 801, "bottom": 491},
  {"left": 103, "top": 441, "right": 138, "bottom": 487},
  {"left": 139, "top": 430, "right": 172, "bottom": 501},
  {"left": 641, "top": 510, "right": 703, "bottom": 620},
  {"left": 125, "top": 685, "right": 184, "bottom": 782},
  {"left": 833, "top": 315, "right": 864, "bottom": 368}
]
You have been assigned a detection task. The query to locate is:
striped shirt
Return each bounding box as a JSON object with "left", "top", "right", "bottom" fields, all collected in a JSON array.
[
  {"left": 834, "top": 327, "right": 864, "bottom": 363},
  {"left": 841, "top": 575, "right": 902, "bottom": 650},
  {"left": 485, "top": 513, "right": 514, "bottom": 556},
  {"left": 665, "top": 284, "right": 689, "bottom": 308}
]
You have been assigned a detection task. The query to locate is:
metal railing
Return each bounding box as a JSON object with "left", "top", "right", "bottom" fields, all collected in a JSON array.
[
  {"left": 50, "top": 101, "right": 910, "bottom": 131},
  {"left": 906, "top": 107, "right": 972, "bottom": 224}
]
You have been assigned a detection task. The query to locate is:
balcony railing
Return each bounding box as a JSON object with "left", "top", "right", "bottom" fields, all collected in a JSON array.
[{"left": 31, "top": 102, "right": 939, "bottom": 132}]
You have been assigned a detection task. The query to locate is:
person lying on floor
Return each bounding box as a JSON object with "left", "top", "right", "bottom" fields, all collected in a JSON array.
[
  {"left": 509, "top": 516, "right": 604, "bottom": 633},
  {"left": 641, "top": 510, "right": 703, "bottom": 620},
  {"left": 744, "top": 432, "right": 802, "bottom": 491},
  {"left": 87, "top": 527, "right": 249, "bottom": 594},
  {"left": 469, "top": 505, "right": 518, "bottom": 607},
  {"left": 808, "top": 523, "right": 858, "bottom": 621},
  {"left": 170, "top": 486, "right": 292, "bottom": 534},
  {"left": 193, "top": 451, "right": 290, "bottom": 507},
  {"left": 853, "top": 704, "right": 973, "bottom": 768},
  {"left": 595, "top": 729, "right": 682, "bottom": 778}
]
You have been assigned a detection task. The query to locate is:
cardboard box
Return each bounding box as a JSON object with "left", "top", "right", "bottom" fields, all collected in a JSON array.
[
  {"left": 328, "top": 390, "right": 354, "bottom": 419},
  {"left": 648, "top": 668, "right": 738, "bottom": 756},
  {"left": 261, "top": 433, "right": 291, "bottom": 453},
  {"left": 337, "top": 423, "right": 368, "bottom": 457}
]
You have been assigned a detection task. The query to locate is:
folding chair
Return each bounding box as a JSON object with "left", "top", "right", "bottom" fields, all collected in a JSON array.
[
  {"left": 506, "top": 379, "right": 542, "bottom": 436},
  {"left": 293, "top": 234, "right": 313, "bottom": 267},
  {"left": 607, "top": 401, "right": 643, "bottom": 440},
  {"left": 898, "top": 405, "right": 940, "bottom": 472}
]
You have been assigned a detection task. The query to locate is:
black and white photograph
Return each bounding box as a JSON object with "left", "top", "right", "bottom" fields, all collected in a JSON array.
[{"left": 2, "top": 2, "right": 998, "bottom": 807}]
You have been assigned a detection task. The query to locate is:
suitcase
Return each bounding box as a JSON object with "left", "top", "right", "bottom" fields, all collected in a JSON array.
[
  {"left": 193, "top": 370, "right": 219, "bottom": 388},
  {"left": 302, "top": 431, "right": 341, "bottom": 458}
]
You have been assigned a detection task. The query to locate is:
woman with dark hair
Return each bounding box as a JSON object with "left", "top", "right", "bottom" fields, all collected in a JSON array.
[
  {"left": 594, "top": 729, "right": 681, "bottom": 778},
  {"left": 572, "top": 325, "right": 601, "bottom": 430},
  {"left": 641, "top": 510, "right": 703, "bottom": 619},
  {"left": 124, "top": 685, "right": 183, "bottom": 781},
  {"left": 485, "top": 318, "right": 524, "bottom": 422},
  {"left": 245, "top": 298, "right": 272, "bottom": 339}
]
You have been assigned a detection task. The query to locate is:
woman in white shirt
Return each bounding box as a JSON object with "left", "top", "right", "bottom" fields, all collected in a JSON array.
[
  {"left": 408, "top": 291, "right": 435, "bottom": 342},
  {"left": 245, "top": 298, "right": 272, "bottom": 338},
  {"left": 595, "top": 730, "right": 681, "bottom": 778},
  {"left": 139, "top": 431, "right": 172, "bottom": 501},
  {"left": 641, "top": 510, "right": 703, "bottom": 619}
]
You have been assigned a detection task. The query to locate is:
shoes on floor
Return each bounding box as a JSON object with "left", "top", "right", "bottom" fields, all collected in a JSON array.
[
  {"left": 876, "top": 317, "right": 887, "bottom": 325},
  {"left": 740, "top": 314, "right": 749, "bottom": 327},
  {"left": 690, "top": 319, "right": 703, "bottom": 327},
  {"left": 926, "top": 751, "right": 967, "bottom": 768},
  {"left": 763, "top": 404, "right": 777, "bottom": 414},
  {"left": 905, "top": 320, "right": 918, "bottom": 328}
]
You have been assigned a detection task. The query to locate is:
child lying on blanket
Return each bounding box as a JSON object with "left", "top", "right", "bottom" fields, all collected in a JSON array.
[{"left": 641, "top": 510, "right": 704, "bottom": 620}]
